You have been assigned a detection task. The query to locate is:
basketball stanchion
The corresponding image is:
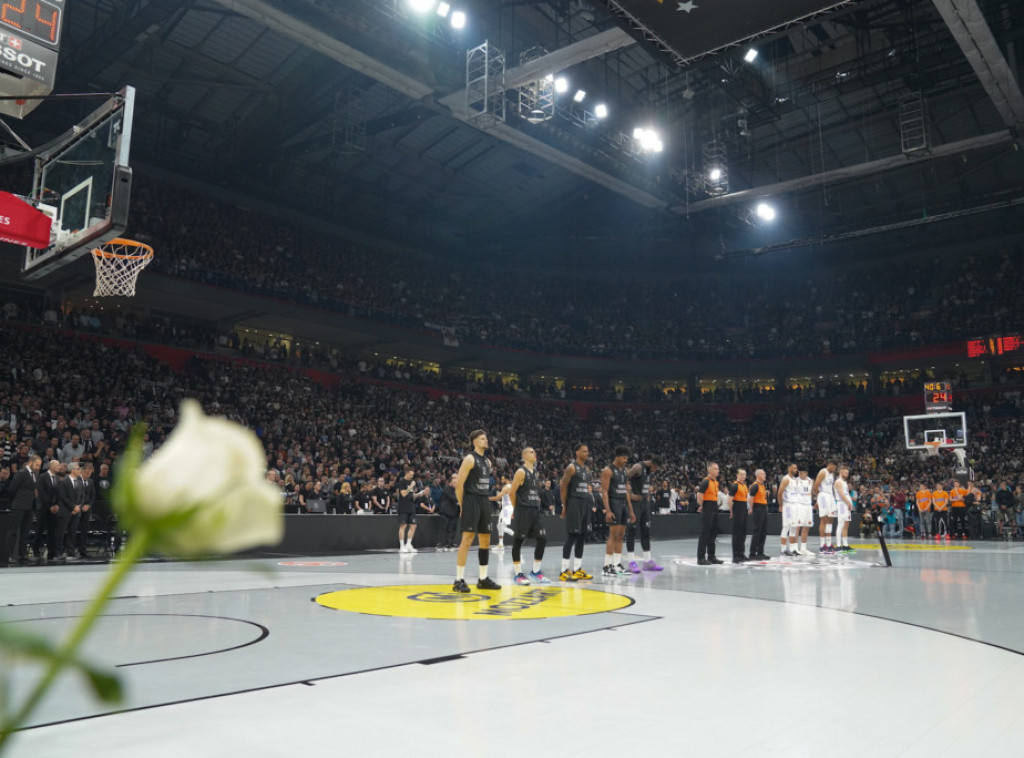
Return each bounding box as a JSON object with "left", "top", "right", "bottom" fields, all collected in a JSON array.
[{"left": 876, "top": 530, "right": 893, "bottom": 567}]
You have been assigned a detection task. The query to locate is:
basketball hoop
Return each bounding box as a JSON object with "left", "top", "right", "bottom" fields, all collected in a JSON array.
[
  {"left": 924, "top": 440, "right": 942, "bottom": 457},
  {"left": 90, "top": 238, "right": 154, "bottom": 297}
]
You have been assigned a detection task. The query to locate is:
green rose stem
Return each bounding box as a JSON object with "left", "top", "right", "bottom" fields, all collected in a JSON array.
[{"left": 0, "top": 526, "right": 152, "bottom": 748}]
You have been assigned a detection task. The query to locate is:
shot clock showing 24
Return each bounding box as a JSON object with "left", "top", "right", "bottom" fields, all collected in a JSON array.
[{"left": 0, "top": 0, "right": 65, "bottom": 118}]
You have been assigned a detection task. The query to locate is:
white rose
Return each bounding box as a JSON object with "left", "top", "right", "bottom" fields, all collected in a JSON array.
[{"left": 128, "top": 399, "right": 283, "bottom": 556}]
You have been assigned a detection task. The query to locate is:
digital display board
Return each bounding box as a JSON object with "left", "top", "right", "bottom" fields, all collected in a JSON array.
[
  {"left": 923, "top": 380, "right": 953, "bottom": 413},
  {"left": 0, "top": 0, "right": 64, "bottom": 118},
  {"left": 967, "top": 335, "right": 1024, "bottom": 358}
]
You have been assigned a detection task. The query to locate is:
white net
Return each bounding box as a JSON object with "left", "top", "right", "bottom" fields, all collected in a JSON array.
[{"left": 91, "top": 238, "right": 154, "bottom": 297}]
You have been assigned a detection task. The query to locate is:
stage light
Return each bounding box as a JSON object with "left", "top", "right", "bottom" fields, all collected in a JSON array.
[
  {"left": 573, "top": 89, "right": 586, "bottom": 103},
  {"left": 708, "top": 167, "right": 722, "bottom": 182},
  {"left": 594, "top": 103, "right": 608, "bottom": 119},
  {"left": 408, "top": 0, "right": 436, "bottom": 13},
  {"left": 450, "top": 10, "right": 466, "bottom": 28},
  {"left": 634, "top": 127, "right": 663, "bottom": 153},
  {"left": 744, "top": 48, "right": 758, "bottom": 63},
  {"left": 436, "top": 2, "right": 450, "bottom": 16},
  {"left": 554, "top": 76, "right": 569, "bottom": 93},
  {"left": 755, "top": 202, "right": 776, "bottom": 222}
]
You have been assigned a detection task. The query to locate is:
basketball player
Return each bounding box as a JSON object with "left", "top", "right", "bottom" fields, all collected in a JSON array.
[
  {"left": 452, "top": 430, "right": 501, "bottom": 592},
  {"left": 727, "top": 468, "right": 749, "bottom": 563},
  {"left": 793, "top": 465, "right": 815, "bottom": 556},
  {"left": 625, "top": 456, "right": 664, "bottom": 572},
  {"left": 812, "top": 460, "right": 838, "bottom": 555},
  {"left": 489, "top": 475, "right": 514, "bottom": 550},
  {"left": 507, "top": 447, "right": 550, "bottom": 585},
  {"left": 834, "top": 465, "right": 855, "bottom": 553},
  {"left": 559, "top": 444, "right": 595, "bottom": 582},
  {"left": 601, "top": 446, "right": 635, "bottom": 577},
  {"left": 931, "top": 481, "right": 950, "bottom": 542},
  {"left": 396, "top": 468, "right": 429, "bottom": 553},
  {"left": 696, "top": 462, "right": 723, "bottom": 565},
  {"left": 915, "top": 483, "right": 933, "bottom": 539},
  {"left": 777, "top": 463, "right": 798, "bottom": 557},
  {"left": 746, "top": 469, "right": 771, "bottom": 560}
]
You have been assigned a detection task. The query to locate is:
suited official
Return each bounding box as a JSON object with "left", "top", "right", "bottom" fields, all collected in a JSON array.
[
  {"left": 5, "top": 456, "right": 41, "bottom": 565},
  {"left": 52, "top": 463, "right": 84, "bottom": 563},
  {"left": 35, "top": 460, "right": 62, "bottom": 562},
  {"left": 72, "top": 461, "right": 97, "bottom": 558},
  {"left": 0, "top": 466, "right": 11, "bottom": 568}
]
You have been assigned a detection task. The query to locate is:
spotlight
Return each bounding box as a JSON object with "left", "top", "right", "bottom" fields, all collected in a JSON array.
[
  {"left": 573, "top": 89, "right": 586, "bottom": 103},
  {"left": 744, "top": 48, "right": 758, "bottom": 63},
  {"left": 708, "top": 167, "right": 722, "bottom": 182},
  {"left": 408, "top": 0, "right": 435, "bottom": 12},
  {"left": 436, "top": 1, "right": 450, "bottom": 16},
  {"left": 594, "top": 103, "right": 608, "bottom": 119},
  {"left": 554, "top": 76, "right": 569, "bottom": 94},
  {"left": 755, "top": 202, "right": 776, "bottom": 222},
  {"left": 450, "top": 10, "right": 466, "bottom": 28}
]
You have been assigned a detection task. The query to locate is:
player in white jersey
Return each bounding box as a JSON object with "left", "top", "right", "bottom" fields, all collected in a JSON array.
[
  {"left": 813, "top": 461, "right": 839, "bottom": 555},
  {"left": 777, "top": 463, "right": 799, "bottom": 556},
  {"left": 834, "top": 466, "right": 855, "bottom": 554},
  {"left": 490, "top": 476, "right": 514, "bottom": 549},
  {"left": 793, "top": 465, "right": 815, "bottom": 555}
]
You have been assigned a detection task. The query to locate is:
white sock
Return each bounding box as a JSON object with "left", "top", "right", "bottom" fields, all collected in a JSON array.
[
  {"left": 643, "top": 551, "right": 652, "bottom": 562},
  {"left": 513, "top": 563, "right": 521, "bottom": 574},
  {"left": 572, "top": 556, "right": 582, "bottom": 571},
  {"left": 613, "top": 553, "right": 621, "bottom": 567},
  {"left": 456, "top": 565, "right": 465, "bottom": 581},
  {"left": 533, "top": 560, "right": 542, "bottom": 573},
  {"left": 628, "top": 552, "right": 637, "bottom": 562},
  {"left": 479, "top": 565, "right": 488, "bottom": 580},
  {"left": 605, "top": 553, "right": 613, "bottom": 567},
  {"left": 561, "top": 558, "right": 570, "bottom": 572}
]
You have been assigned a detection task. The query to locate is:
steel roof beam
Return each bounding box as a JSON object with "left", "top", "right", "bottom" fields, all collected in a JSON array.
[
  {"left": 213, "top": 0, "right": 666, "bottom": 209},
  {"left": 932, "top": 0, "right": 1024, "bottom": 128},
  {"left": 673, "top": 130, "right": 1014, "bottom": 214}
]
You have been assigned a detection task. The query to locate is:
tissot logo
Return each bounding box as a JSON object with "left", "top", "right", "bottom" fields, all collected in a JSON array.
[{"left": 0, "top": 33, "right": 46, "bottom": 73}]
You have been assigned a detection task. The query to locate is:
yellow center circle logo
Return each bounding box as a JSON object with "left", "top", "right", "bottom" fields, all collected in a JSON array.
[{"left": 315, "top": 584, "right": 634, "bottom": 620}]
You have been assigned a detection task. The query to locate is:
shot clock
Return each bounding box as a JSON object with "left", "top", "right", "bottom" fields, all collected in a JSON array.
[
  {"left": 0, "top": 0, "right": 64, "bottom": 118},
  {"left": 923, "top": 380, "right": 953, "bottom": 413}
]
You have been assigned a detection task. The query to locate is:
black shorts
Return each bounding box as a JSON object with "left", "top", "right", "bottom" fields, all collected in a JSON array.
[
  {"left": 564, "top": 497, "right": 591, "bottom": 535},
  {"left": 608, "top": 499, "right": 630, "bottom": 525},
  {"left": 512, "top": 507, "right": 545, "bottom": 540},
  {"left": 397, "top": 511, "right": 416, "bottom": 525},
  {"left": 460, "top": 493, "right": 491, "bottom": 534},
  {"left": 631, "top": 501, "right": 651, "bottom": 529}
]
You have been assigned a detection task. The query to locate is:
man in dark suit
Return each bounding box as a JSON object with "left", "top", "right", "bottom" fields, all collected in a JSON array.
[
  {"left": 71, "top": 461, "right": 97, "bottom": 559},
  {"left": 52, "top": 463, "right": 84, "bottom": 564},
  {"left": 35, "top": 460, "right": 62, "bottom": 563},
  {"left": 4, "top": 455, "right": 41, "bottom": 566}
]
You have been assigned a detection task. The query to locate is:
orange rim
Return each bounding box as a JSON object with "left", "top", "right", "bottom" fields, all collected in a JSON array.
[{"left": 91, "top": 238, "right": 154, "bottom": 260}]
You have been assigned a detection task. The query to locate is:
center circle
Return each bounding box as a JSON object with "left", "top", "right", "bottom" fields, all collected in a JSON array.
[{"left": 315, "top": 584, "right": 634, "bottom": 620}]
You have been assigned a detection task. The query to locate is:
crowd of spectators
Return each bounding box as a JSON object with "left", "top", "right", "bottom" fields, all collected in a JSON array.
[
  {"left": 0, "top": 320, "right": 1020, "bottom": 564},
  {"left": 125, "top": 178, "right": 1024, "bottom": 362}
]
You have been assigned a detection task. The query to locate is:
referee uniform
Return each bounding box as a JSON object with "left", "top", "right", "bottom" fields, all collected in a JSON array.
[
  {"left": 697, "top": 477, "right": 722, "bottom": 564},
  {"left": 728, "top": 478, "right": 749, "bottom": 562}
]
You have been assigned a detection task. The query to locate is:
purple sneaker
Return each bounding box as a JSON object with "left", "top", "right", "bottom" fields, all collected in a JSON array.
[
  {"left": 627, "top": 560, "right": 642, "bottom": 574},
  {"left": 642, "top": 559, "right": 664, "bottom": 571}
]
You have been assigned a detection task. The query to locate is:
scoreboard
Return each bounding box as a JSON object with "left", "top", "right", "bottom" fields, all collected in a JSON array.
[
  {"left": 924, "top": 380, "right": 953, "bottom": 413},
  {"left": 0, "top": 0, "right": 64, "bottom": 118},
  {"left": 967, "top": 334, "right": 1024, "bottom": 358}
]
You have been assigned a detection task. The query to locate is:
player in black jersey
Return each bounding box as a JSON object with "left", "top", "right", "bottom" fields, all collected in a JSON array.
[
  {"left": 601, "top": 446, "right": 635, "bottom": 577},
  {"left": 452, "top": 429, "right": 501, "bottom": 592},
  {"left": 625, "top": 456, "right": 664, "bottom": 572},
  {"left": 559, "top": 443, "right": 594, "bottom": 582},
  {"left": 507, "top": 446, "right": 550, "bottom": 585}
]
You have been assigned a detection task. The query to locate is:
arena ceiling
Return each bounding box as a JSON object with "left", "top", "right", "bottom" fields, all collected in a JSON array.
[{"left": 4, "top": 0, "right": 1024, "bottom": 264}]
